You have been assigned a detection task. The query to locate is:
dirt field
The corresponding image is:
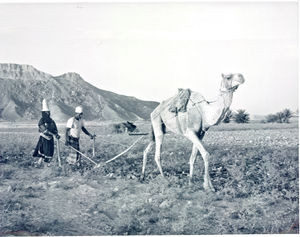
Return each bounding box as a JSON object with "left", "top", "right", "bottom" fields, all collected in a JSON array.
[{"left": 0, "top": 121, "right": 298, "bottom": 235}]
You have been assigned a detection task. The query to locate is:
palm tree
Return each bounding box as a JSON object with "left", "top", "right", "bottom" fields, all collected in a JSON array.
[{"left": 234, "top": 109, "right": 250, "bottom": 123}]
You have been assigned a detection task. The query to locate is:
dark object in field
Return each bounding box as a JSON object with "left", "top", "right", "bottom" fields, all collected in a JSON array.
[
  {"left": 113, "top": 121, "right": 137, "bottom": 133},
  {"left": 0, "top": 155, "right": 7, "bottom": 164}
]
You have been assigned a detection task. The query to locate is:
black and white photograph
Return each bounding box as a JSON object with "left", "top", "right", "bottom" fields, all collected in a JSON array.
[{"left": 0, "top": 0, "right": 298, "bottom": 235}]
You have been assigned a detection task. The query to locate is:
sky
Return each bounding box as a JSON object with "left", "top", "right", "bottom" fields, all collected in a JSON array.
[{"left": 0, "top": 0, "right": 298, "bottom": 115}]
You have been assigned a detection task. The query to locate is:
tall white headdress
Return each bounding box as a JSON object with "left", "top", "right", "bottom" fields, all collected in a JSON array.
[{"left": 42, "top": 99, "right": 50, "bottom": 111}]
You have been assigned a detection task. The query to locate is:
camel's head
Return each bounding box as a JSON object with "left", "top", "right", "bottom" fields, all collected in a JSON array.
[{"left": 220, "top": 73, "right": 245, "bottom": 92}]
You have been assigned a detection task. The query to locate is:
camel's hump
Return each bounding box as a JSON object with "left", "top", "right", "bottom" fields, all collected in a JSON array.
[{"left": 189, "top": 91, "right": 206, "bottom": 104}]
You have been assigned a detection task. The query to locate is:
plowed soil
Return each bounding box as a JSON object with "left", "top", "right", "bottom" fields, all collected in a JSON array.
[{"left": 0, "top": 122, "right": 298, "bottom": 235}]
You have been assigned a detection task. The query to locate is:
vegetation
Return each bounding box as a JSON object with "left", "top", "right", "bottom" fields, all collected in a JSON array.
[
  {"left": 233, "top": 109, "right": 250, "bottom": 123},
  {"left": 265, "top": 109, "right": 294, "bottom": 123},
  {"left": 0, "top": 121, "right": 298, "bottom": 235}
]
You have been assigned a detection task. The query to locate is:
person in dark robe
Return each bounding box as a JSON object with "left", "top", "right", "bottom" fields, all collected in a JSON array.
[{"left": 33, "top": 99, "right": 60, "bottom": 166}]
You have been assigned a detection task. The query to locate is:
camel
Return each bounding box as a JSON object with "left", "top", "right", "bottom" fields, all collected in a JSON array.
[{"left": 141, "top": 73, "right": 245, "bottom": 191}]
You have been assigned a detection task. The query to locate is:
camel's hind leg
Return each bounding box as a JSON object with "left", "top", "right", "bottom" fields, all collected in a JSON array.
[
  {"left": 189, "top": 144, "right": 198, "bottom": 186},
  {"left": 141, "top": 140, "right": 154, "bottom": 180},
  {"left": 141, "top": 135, "right": 165, "bottom": 180},
  {"left": 152, "top": 116, "right": 165, "bottom": 178},
  {"left": 141, "top": 115, "right": 165, "bottom": 180}
]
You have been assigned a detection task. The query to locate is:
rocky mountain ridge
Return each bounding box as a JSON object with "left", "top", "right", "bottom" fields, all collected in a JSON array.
[{"left": 0, "top": 63, "right": 158, "bottom": 122}]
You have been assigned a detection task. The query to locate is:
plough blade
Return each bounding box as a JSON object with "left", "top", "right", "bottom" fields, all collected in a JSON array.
[{"left": 128, "top": 132, "right": 149, "bottom": 136}]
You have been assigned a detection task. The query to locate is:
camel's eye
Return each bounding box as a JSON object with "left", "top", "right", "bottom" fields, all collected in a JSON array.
[{"left": 226, "top": 74, "right": 232, "bottom": 80}]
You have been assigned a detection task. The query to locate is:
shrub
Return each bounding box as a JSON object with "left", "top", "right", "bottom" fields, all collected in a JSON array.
[
  {"left": 266, "top": 114, "right": 278, "bottom": 123},
  {"left": 276, "top": 112, "right": 285, "bottom": 123},
  {"left": 265, "top": 109, "right": 293, "bottom": 123},
  {"left": 282, "top": 109, "right": 293, "bottom": 123}
]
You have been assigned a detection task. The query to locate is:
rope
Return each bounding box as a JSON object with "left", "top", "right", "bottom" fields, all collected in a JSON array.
[
  {"left": 189, "top": 97, "right": 206, "bottom": 116},
  {"left": 96, "top": 135, "right": 145, "bottom": 167},
  {"left": 93, "top": 137, "right": 128, "bottom": 148},
  {"left": 80, "top": 134, "right": 143, "bottom": 148}
]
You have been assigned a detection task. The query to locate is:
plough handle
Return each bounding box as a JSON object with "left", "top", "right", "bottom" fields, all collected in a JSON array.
[
  {"left": 92, "top": 133, "right": 95, "bottom": 158},
  {"left": 56, "top": 139, "right": 61, "bottom": 167}
]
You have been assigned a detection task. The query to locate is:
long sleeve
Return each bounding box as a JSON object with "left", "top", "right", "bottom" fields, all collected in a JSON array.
[
  {"left": 48, "top": 120, "right": 58, "bottom": 135},
  {"left": 38, "top": 118, "right": 47, "bottom": 133}
]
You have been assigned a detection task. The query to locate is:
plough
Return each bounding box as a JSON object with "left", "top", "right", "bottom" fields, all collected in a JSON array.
[{"left": 54, "top": 132, "right": 148, "bottom": 169}]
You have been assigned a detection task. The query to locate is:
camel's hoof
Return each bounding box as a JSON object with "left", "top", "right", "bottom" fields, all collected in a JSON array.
[
  {"left": 204, "top": 183, "right": 215, "bottom": 192},
  {"left": 139, "top": 175, "right": 145, "bottom": 182},
  {"left": 163, "top": 177, "right": 170, "bottom": 185},
  {"left": 204, "top": 187, "right": 215, "bottom": 192},
  {"left": 209, "top": 187, "right": 216, "bottom": 192}
]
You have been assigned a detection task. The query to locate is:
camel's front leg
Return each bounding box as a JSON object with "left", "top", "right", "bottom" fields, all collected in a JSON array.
[
  {"left": 189, "top": 144, "right": 198, "bottom": 186},
  {"left": 202, "top": 152, "right": 214, "bottom": 191},
  {"left": 185, "top": 130, "right": 215, "bottom": 191}
]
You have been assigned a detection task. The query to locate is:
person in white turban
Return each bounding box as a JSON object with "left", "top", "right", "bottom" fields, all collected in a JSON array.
[{"left": 65, "top": 106, "right": 95, "bottom": 170}]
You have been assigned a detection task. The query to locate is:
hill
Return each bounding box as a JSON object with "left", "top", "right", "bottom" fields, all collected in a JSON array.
[{"left": 0, "top": 63, "right": 158, "bottom": 122}]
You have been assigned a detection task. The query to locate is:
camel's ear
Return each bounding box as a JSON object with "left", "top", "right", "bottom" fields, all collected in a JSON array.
[{"left": 221, "top": 73, "right": 225, "bottom": 79}]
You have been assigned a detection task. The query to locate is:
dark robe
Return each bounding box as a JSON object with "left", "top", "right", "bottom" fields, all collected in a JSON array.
[{"left": 33, "top": 112, "right": 58, "bottom": 162}]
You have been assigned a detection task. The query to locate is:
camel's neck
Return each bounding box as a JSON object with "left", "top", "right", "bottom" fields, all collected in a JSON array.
[
  {"left": 201, "top": 90, "right": 234, "bottom": 127},
  {"left": 217, "top": 90, "right": 234, "bottom": 109}
]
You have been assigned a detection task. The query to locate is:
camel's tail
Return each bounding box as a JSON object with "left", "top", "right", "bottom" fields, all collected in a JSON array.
[{"left": 151, "top": 125, "right": 155, "bottom": 141}]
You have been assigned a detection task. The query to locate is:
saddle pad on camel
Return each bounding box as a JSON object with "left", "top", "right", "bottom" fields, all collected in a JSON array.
[{"left": 169, "top": 88, "right": 191, "bottom": 113}]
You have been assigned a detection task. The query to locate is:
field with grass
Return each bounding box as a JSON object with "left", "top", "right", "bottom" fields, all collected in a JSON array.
[{"left": 0, "top": 121, "right": 298, "bottom": 235}]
